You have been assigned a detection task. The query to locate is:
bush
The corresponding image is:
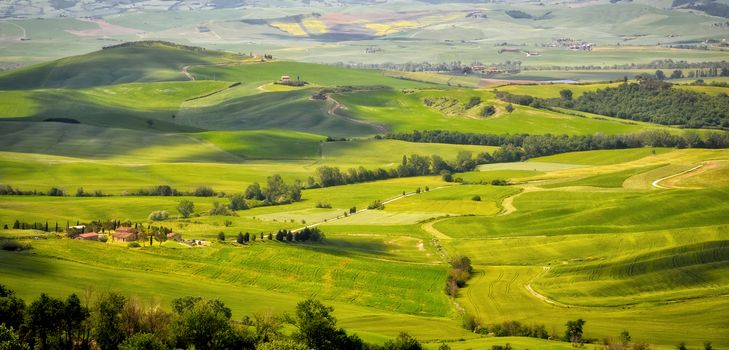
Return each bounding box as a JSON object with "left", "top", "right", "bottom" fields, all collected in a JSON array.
[
  {"left": 481, "top": 105, "right": 496, "bottom": 117},
  {"left": 209, "top": 201, "right": 237, "bottom": 216},
  {"left": 0, "top": 240, "right": 31, "bottom": 251},
  {"left": 177, "top": 200, "right": 195, "bottom": 218},
  {"left": 367, "top": 200, "right": 385, "bottom": 210},
  {"left": 47, "top": 187, "right": 64, "bottom": 196},
  {"left": 127, "top": 242, "right": 141, "bottom": 248},
  {"left": 217, "top": 232, "right": 225, "bottom": 241},
  {"left": 471, "top": 195, "right": 481, "bottom": 201},
  {"left": 193, "top": 186, "right": 216, "bottom": 197},
  {"left": 148, "top": 210, "right": 169, "bottom": 221},
  {"left": 228, "top": 194, "right": 248, "bottom": 211},
  {"left": 316, "top": 201, "right": 332, "bottom": 209},
  {"left": 491, "top": 179, "right": 509, "bottom": 186},
  {"left": 441, "top": 171, "right": 453, "bottom": 182},
  {"left": 99, "top": 236, "right": 108, "bottom": 243}
]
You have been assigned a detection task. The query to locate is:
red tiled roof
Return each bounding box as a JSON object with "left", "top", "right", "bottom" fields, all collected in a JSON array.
[{"left": 78, "top": 233, "right": 98, "bottom": 238}]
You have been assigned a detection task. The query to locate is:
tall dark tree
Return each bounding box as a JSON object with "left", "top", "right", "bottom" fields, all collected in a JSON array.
[{"left": 565, "top": 319, "right": 586, "bottom": 343}]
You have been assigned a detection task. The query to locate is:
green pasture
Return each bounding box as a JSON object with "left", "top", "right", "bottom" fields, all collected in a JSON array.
[
  {"left": 383, "top": 185, "right": 519, "bottom": 216},
  {"left": 190, "top": 61, "right": 432, "bottom": 90},
  {"left": 0, "top": 42, "right": 245, "bottom": 90},
  {"left": 336, "top": 89, "right": 655, "bottom": 135},
  {"left": 434, "top": 187, "right": 729, "bottom": 238},
  {"left": 529, "top": 148, "right": 673, "bottom": 166},
  {"left": 455, "top": 170, "right": 545, "bottom": 183},
  {"left": 542, "top": 164, "right": 665, "bottom": 188}
]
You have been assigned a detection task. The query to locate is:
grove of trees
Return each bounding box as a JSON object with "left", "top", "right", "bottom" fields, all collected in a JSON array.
[{"left": 0, "top": 285, "right": 426, "bottom": 350}]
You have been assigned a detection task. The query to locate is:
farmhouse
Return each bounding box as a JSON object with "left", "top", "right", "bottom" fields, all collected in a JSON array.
[
  {"left": 113, "top": 227, "right": 139, "bottom": 242},
  {"left": 167, "top": 232, "right": 182, "bottom": 242},
  {"left": 280, "top": 75, "right": 291, "bottom": 83},
  {"left": 76, "top": 232, "right": 99, "bottom": 241}
]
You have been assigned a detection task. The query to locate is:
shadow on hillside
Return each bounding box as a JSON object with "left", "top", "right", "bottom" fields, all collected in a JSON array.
[{"left": 294, "top": 237, "right": 397, "bottom": 260}]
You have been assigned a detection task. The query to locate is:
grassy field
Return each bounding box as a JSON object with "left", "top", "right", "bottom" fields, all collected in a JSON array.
[{"left": 1, "top": 37, "right": 729, "bottom": 348}]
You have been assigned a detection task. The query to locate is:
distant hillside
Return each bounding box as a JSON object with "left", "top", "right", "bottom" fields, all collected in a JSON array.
[{"left": 0, "top": 41, "right": 244, "bottom": 90}]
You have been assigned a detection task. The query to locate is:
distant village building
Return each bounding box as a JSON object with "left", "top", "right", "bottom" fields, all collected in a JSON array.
[
  {"left": 472, "top": 66, "right": 506, "bottom": 74},
  {"left": 167, "top": 232, "right": 182, "bottom": 242},
  {"left": 76, "top": 232, "right": 99, "bottom": 241},
  {"left": 113, "top": 227, "right": 139, "bottom": 242},
  {"left": 66, "top": 225, "right": 86, "bottom": 238},
  {"left": 280, "top": 75, "right": 291, "bottom": 84}
]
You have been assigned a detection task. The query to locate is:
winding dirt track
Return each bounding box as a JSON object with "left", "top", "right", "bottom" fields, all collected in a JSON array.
[
  {"left": 523, "top": 266, "right": 575, "bottom": 308},
  {"left": 325, "top": 95, "right": 388, "bottom": 133},
  {"left": 651, "top": 163, "right": 704, "bottom": 189},
  {"left": 181, "top": 65, "right": 195, "bottom": 81},
  {"left": 291, "top": 186, "right": 449, "bottom": 232}
]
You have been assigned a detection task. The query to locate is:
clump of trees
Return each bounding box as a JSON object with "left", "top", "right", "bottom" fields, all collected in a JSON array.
[
  {"left": 148, "top": 210, "right": 169, "bottom": 221},
  {"left": 272, "top": 227, "right": 324, "bottom": 243},
  {"left": 244, "top": 175, "right": 302, "bottom": 205},
  {"left": 367, "top": 200, "right": 385, "bottom": 210},
  {"left": 209, "top": 201, "right": 237, "bottom": 217},
  {"left": 445, "top": 256, "right": 473, "bottom": 297}
]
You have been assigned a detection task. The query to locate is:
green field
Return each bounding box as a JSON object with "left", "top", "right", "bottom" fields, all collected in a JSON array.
[{"left": 1, "top": 32, "right": 729, "bottom": 349}]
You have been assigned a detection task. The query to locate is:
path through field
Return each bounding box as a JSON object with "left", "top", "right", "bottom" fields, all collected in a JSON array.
[
  {"left": 181, "top": 65, "right": 195, "bottom": 80},
  {"left": 651, "top": 163, "right": 704, "bottom": 189},
  {"left": 3, "top": 20, "right": 26, "bottom": 39},
  {"left": 325, "top": 95, "right": 388, "bottom": 133},
  {"left": 293, "top": 186, "right": 449, "bottom": 232}
]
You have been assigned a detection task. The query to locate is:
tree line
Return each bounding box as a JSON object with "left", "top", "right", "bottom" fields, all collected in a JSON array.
[
  {"left": 384, "top": 129, "right": 729, "bottom": 162},
  {"left": 222, "top": 228, "right": 324, "bottom": 244},
  {"left": 0, "top": 285, "right": 434, "bottom": 350},
  {"left": 313, "top": 152, "right": 479, "bottom": 188}
]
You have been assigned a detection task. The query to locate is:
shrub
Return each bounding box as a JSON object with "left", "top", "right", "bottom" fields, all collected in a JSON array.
[
  {"left": 491, "top": 179, "right": 509, "bottom": 186},
  {"left": 471, "top": 195, "right": 481, "bottom": 201},
  {"left": 47, "top": 187, "right": 64, "bottom": 196},
  {"left": 441, "top": 171, "right": 453, "bottom": 182},
  {"left": 465, "top": 96, "right": 482, "bottom": 109},
  {"left": 217, "top": 232, "right": 225, "bottom": 241},
  {"left": 127, "top": 242, "right": 141, "bottom": 248},
  {"left": 148, "top": 210, "right": 169, "bottom": 221},
  {"left": 481, "top": 105, "right": 496, "bottom": 117},
  {"left": 0, "top": 240, "right": 31, "bottom": 251},
  {"left": 228, "top": 194, "right": 248, "bottom": 211},
  {"left": 316, "top": 201, "right": 332, "bottom": 209},
  {"left": 177, "top": 200, "right": 195, "bottom": 218},
  {"left": 367, "top": 200, "right": 385, "bottom": 210},
  {"left": 99, "top": 236, "right": 108, "bottom": 243},
  {"left": 193, "top": 186, "right": 216, "bottom": 197},
  {"left": 209, "top": 201, "right": 237, "bottom": 216},
  {"left": 119, "top": 333, "right": 168, "bottom": 350}
]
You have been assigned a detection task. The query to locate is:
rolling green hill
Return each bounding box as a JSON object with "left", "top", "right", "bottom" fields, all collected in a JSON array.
[{"left": 0, "top": 41, "right": 246, "bottom": 90}]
